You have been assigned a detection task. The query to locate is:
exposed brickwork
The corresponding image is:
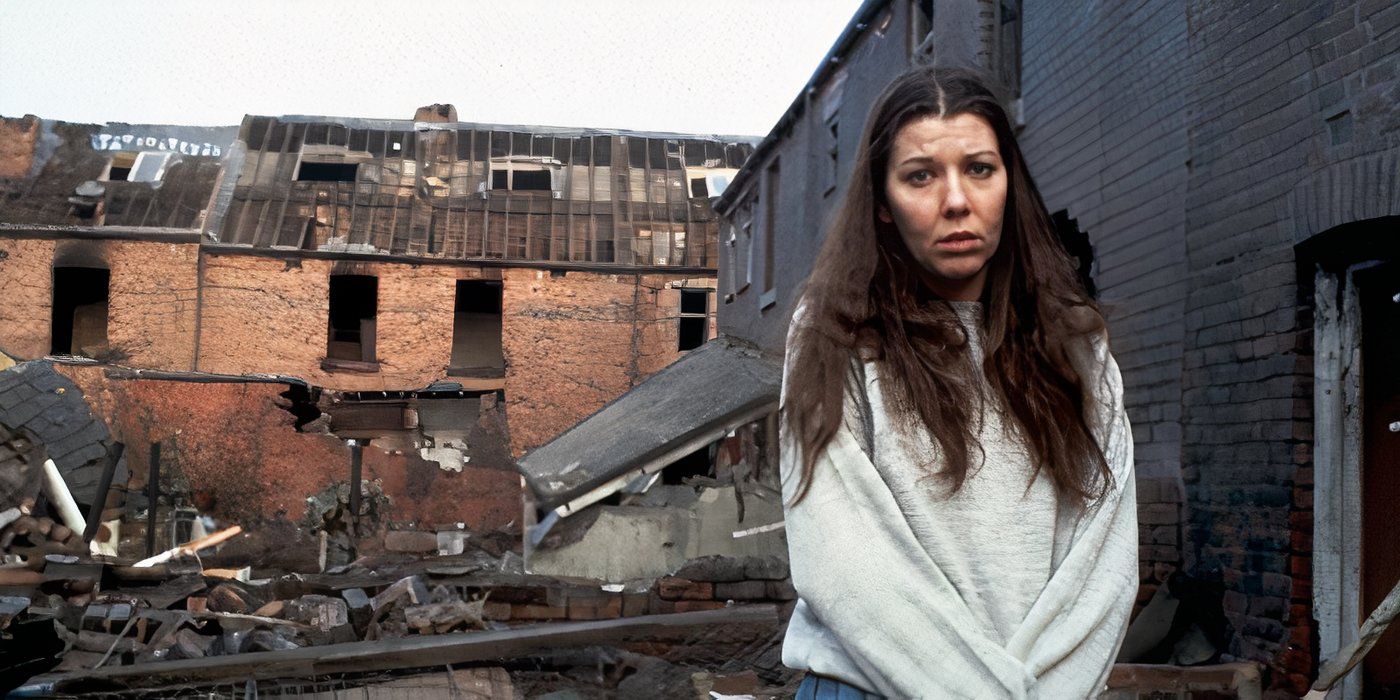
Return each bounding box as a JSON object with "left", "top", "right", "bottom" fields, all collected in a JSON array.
[
  {"left": 56, "top": 364, "right": 520, "bottom": 531},
  {"left": 196, "top": 253, "right": 461, "bottom": 390},
  {"left": 0, "top": 115, "right": 39, "bottom": 180},
  {"left": 2, "top": 239, "right": 712, "bottom": 466},
  {"left": 500, "top": 268, "right": 711, "bottom": 455},
  {"left": 1015, "top": 0, "right": 1399, "bottom": 689},
  {"left": 105, "top": 241, "right": 199, "bottom": 369},
  {"left": 0, "top": 239, "right": 199, "bottom": 368},
  {"left": 1133, "top": 477, "right": 1185, "bottom": 618},
  {"left": 0, "top": 238, "right": 55, "bottom": 359}
]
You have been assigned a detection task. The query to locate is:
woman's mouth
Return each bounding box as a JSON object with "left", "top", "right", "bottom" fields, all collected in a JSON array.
[{"left": 935, "top": 232, "right": 981, "bottom": 251}]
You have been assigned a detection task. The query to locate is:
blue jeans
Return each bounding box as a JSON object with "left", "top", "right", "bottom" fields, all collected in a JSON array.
[{"left": 796, "top": 673, "right": 884, "bottom": 699}]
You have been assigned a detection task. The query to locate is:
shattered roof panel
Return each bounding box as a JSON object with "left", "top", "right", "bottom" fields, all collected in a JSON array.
[
  {"left": 0, "top": 360, "right": 126, "bottom": 505},
  {"left": 216, "top": 115, "right": 755, "bottom": 267},
  {"left": 518, "top": 338, "right": 782, "bottom": 508},
  {"left": 0, "top": 117, "right": 238, "bottom": 230}
]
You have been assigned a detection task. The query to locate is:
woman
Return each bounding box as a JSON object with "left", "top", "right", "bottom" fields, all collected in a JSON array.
[{"left": 780, "top": 66, "right": 1138, "bottom": 698}]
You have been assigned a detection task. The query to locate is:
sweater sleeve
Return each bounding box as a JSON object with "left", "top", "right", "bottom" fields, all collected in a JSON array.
[
  {"left": 779, "top": 319, "right": 1038, "bottom": 698},
  {"left": 1004, "top": 329, "right": 1139, "bottom": 698}
]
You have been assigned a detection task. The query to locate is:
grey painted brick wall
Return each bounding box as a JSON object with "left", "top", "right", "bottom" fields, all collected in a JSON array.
[
  {"left": 714, "top": 0, "right": 1397, "bottom": 688},
  {"left": 1021, "top": 0, "right": 1399, "bottom": 687},
  {"left": 717, "top": 2, "right": 921, "bottom": 352}
]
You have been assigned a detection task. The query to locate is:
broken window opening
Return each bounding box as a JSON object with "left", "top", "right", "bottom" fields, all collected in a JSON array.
[
  {"left": 278, "top": 384, "right": 324, "bottom": 431},
  {"left": 450, "top": 280, "right": 504, "bottom": 373},
  {"left": 51, "top": 266, "right": 110, "bottom": 356},
  {"left": 104, "top": 151, "right": 170, "bottom": 183},
  {"left": 326, "top": 275, "right": 378, "bottom": 365},
  {"left": 105, "top": 152, "right": 136, "bottom": 181},
  {"left": 490, "top": 166, "right": 553, "bottom": 192},
  {"left": 297, "top": 161, "right": 359, "bottom": 182},
  {"left": 690, "top": 177, "right": 709, "bottom": 198},
  {"left": 512, "top": 169, "right": 552, "bottom": 191},
  {"left": 678, "top": 289, "right": 709, "bottom": 351},
  {"left": 660, "top": 444, "right": 715, "bottom": 485}
]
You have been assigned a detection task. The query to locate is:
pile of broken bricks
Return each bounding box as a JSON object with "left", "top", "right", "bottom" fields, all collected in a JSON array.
[
  {"left": 0, "top": 426, "right": 801, "bottom": 696},
  {"left": 2, "top": 508, "right": 802, "bottom": 697}
]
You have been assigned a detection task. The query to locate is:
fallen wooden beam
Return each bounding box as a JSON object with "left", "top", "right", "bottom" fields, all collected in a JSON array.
[
  {"left": 40, "top": 604, "right": 779, "bottom": 694},
  {"left": 133, "top": 525, "right": 243, "bottom": 568}
]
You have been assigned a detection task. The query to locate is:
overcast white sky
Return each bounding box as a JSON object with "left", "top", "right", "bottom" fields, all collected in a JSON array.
[{"left": 0, "top": 0, "right": 864, "bottom": 137}]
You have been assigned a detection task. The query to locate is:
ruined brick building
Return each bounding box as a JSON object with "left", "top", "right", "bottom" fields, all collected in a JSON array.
[
  {"left": 0, "top": 106, "right": 754, "bottom": 559},
  {"left": 1, "top": 0, "right": 1396, "bottom": 694},
  {"left": 523, "top": 0, "right": 1400, "bottom": 696}
]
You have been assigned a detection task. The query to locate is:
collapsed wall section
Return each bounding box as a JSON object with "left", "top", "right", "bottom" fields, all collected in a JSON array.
[{"left": 55, "top": 363, "right": 521, "bottom": 534}]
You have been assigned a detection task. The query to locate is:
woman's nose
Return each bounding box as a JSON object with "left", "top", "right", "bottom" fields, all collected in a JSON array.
[{"left": 943, "top": 177, "right": 970, "bottom": 217}]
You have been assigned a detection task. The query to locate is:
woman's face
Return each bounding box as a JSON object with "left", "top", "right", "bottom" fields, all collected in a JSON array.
[{"left": 878, "top": 112, "right": 1007, "bottom": 302}]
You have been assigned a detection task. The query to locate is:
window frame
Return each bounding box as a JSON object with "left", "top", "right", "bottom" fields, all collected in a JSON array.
[{"left": 677, "top": 288, "right": 711, "bottom": 352}]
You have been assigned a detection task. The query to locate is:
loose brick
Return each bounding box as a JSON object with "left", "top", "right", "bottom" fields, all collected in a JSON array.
[
  {"left": 621, "top": 592, "right": 650, "bottom": 617},
  {"left": 383, "top": 530, "right": 439, "bottom": 553},
  {"left": 510, "top": 604, "right": 566, "bottom": 620},
  {"left": 714, "top": 580, "right": 768, "bottom": 601},
  {"left": 673, "top": 600, "right": 727, "bottom": 613},
  {"left": 657, "top": 577, "right": 713, "bottom": 601},
  {"left": 647, "top": 594, "right": 677, "bottom": 615},
  {"left": 567, "top": 595, "right": 622, "bottom": 621},
  {"left": 765, "top": 579, "right": 798, "bottom": 601}
]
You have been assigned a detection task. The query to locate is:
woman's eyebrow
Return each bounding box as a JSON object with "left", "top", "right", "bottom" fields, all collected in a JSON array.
[
  {"left": 895, "top": 150, "right": 1000, "bottom": 167},
  {"left": 894, "top": 155, "right": 937, "bottom": 167}
]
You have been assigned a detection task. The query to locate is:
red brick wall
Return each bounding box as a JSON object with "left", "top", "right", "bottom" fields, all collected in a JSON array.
[
  {"left": 0, "top": 238, "right": 199, "bottom": 369},
  {"left": 500, "top": 269, "right": 711, "bottom": 456},
  {"left": 196, "top": 256, "right": 712, "bottom": 455},
  {"left": 0, "top": 238, "right": 54, "bottom": 359},
  {"left": 0, "top": 115, "right": 39, "bottom": 180},
  {"left": 196, "top": 253, "right": 462, "bottom": 390},
  {"left": 106, "top": 241, "right": 200, "bottom": 369},
  {"left": 1134, "top": 477, "right": 1184, "bottom": 615},
  {"left": 56, "top": 364, "right": 520, "bottom": 531},
  {"left": 4, "top": 241, "right": 715, "bottom": 512}
]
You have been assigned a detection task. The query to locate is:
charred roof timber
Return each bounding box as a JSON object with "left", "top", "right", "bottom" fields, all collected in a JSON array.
[
  {"left": 0, "top": 117, "right": 238, "bottom": 231},
  {"left": 213, "top": 107, "right": 759, "bottom": 267}
]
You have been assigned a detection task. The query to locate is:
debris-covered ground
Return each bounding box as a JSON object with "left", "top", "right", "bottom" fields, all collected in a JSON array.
[{"left": 0, "top": 493, "right": 801, "bottom": 698}]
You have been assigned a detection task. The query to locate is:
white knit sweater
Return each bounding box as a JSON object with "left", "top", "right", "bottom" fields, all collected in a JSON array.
[{"left": 779, "top": 301, "right": 1137, "bottom": 699}]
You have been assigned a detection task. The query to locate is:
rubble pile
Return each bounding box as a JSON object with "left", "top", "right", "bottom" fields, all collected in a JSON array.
[
  {"left": 0, "top": 362, "right": 803, "bottom": 696},
  {"left": 1, "top": 490, "right": 800, "bottom": 697}
]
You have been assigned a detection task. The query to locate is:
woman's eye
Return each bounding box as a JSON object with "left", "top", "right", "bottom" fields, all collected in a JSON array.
[
  {"left": 969, "top": 162, "right": 996, "bottom": 176},
  {"left": 908, "top": 170, "right": 932, "bottom": 183}
]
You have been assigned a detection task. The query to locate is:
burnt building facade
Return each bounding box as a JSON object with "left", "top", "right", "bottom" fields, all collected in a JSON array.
[{"left": 0, "top": 108, "right": 754, "bottom": 550}]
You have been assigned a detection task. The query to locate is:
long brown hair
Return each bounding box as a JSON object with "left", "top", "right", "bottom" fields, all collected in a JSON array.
[{"left": 783, "top": 66, "right": 1112, "bottom": 507}]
